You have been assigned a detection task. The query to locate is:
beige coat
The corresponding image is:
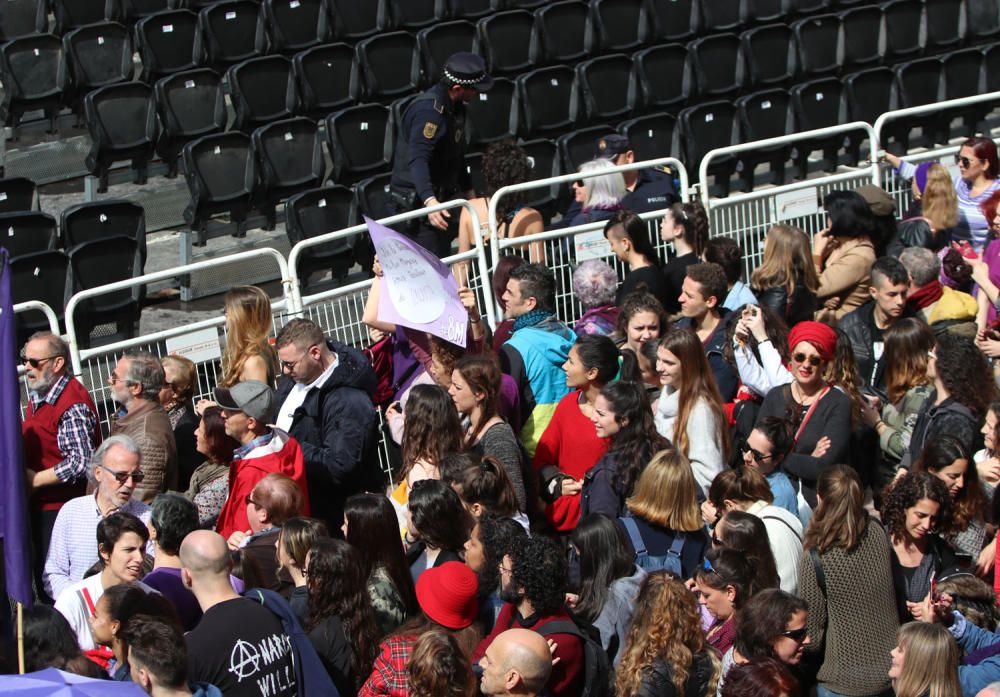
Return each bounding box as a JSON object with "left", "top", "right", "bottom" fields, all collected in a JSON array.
[{"left": 814, "top": 236, "right": 876, "bottom": 324}]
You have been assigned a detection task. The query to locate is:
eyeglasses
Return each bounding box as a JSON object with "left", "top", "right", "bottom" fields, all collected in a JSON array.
[
  {"left": 740, "top": 443, "right": 773, "bottom": 462},
  {"left": 20, "top": 353, "right": 57, "bottom": 369},
  {"left": 572, "top": 180, "right": 585, "bottom": 188},
  {"left": 279, "top": 346, "right": 317, "bottom": 371},
  {"left": 955, "top": 155, "right": 980, "bottom": 168},
  {"left": 781, "top": 626, "right": 809, "bottom": 643},
  {"left": 99, "top": 465, "right": 144, "bottom": 484},
  {"left": 792, "top": 352, "right": 822, "bottom": 367},
  {"left": 244, "top": 495, "right": 259, "bottom": 507}
]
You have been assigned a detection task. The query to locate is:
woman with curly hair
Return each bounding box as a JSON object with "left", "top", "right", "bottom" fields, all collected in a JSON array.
[
  {"left": 615, "top": 572, "right": 719, "bottom": 697},
  {"left": 407, "top": 630, "right": 476, "bottom": 697},
  {"left": 881, "top": 471, "right": 960, "bottom": 621},
  {"left": 903, "top": 331, "right": 996, "bottom": 468},
  {"left": 582, "top": 380, "right": 671, "bottom": 518},
  {"left": 305, "top": 538, "right": 381, "bottom": 696},
  {"left": 692, "top": 548, "right": 763, "bottom": 657},
  {"left": 660, "top": 201, "right": 709, "bottom": 317},
  {"left": 571, "top": 260, "right": 620, "bottom": 337},
  {"left": 605, "top": 210, "right": 667, "bottom": 307},
  {"left": 458, "top": 140, "right": 544, "bottom": 264},
  {"left": 799, "top": 465, "right": 898, "bottom": 697},
  {"left": 218, "top": 285, "right": 277, "bottom": 388},
  {"left": 615, "top": 291, "right": 669, "bottom": 355},
  {"left": 911, "top": 434, "right": 990, "bottom": 562},
  {"left": 653, "top": 328, "right": 729, "bottom": 494},
  {"left": 449, "top": 355, "right": 526, "bottom": 512},
  {"left": 343, "top": 493, "right": 418, "bottom": 634},
  {"left": 533, "top": 334, "right": 617, "bottom": 531},
  {"left": 720, "top": 658, "right": 799, "bottom": 697},
  {"left": 464, "top": 514, "right": 528, "bottom": 629},
  {"left": 750, "top": 223, "right": 819, "bottom": 326}
]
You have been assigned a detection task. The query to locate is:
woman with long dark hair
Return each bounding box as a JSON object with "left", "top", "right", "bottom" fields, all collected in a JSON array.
[
  {"left": 812, "top": 190, "right": 877, "bottom": 323},
  {"left": 615, "top": 572, "right": 720, "bottom": 696},
  {"left": 185, "top": 405, "right": 239, "bottom": 527},
  {"left": 533, "top": 334, "right": 618, "bottom": 532},
  {"left": 653, "top": 328, "right": 729, "bottom": 494},
  {"left": 406, "top": 479, "right": 475, "bottom": 583},
  {"left": 692, "top": 548, "right": 761, "bottom": 657},
  {"left": 445, "top": 453, "right": 521, "bottom": 525},
  {"left": 713, "top": 510, "right": 781, "bottom": 592},
  {"left": 750, "top": 224, "right": 820, "bottom": 326},
  {"left": 660, "top": 201, "right": 710, "bottom": 317},
  {"left": 305, "top": 538, "right": 381, "bottom": 696},
  {"left": 799, "top": 465, "right": 898, "bottom": 697},
  {"left": 569, "top": 514, "right": 645, "bottom": 665},
  {"left": 449, "top": 355, "right": 526, "bottom": 512},
  {"left": 605, "top": 210, "right": 667, "bottom": 307},
  {"left": 343, "top": 493, "right": 418, "bottom": 634},
  {"left": 22, "top": 604, "right": 105, "bottom": 678},
  {"left": 581, "top": 381, "right": 671, "bottom": 518},
  {"left": 89, "top": 584, "right": 179, "bottom": 680},
  {"left": 276, "top": 517, "right": 329, "bottom": 622},
  {"left": 719, "top": 590, "right": 810, "bottom": 691}
]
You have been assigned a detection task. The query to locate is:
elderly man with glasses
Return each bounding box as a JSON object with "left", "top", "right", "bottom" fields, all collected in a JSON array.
[
  {"left": 21, "top": 331, "right": 102, "bottom": 599},
  {"left": 43, "top": 434, "right": 152, "bottom": 601}
]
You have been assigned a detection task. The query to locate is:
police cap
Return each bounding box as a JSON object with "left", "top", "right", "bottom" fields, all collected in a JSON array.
[
  {"left": 594, "top": 134, "right": 632, "bottom": 160},
  {"left": 443, "top": 52, "right": 494, "bottom": 92}
]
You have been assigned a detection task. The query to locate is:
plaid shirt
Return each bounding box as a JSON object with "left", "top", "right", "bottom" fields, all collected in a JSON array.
[
  {"left": 358, "top": 635, "right": 416, "bottom": 697},
  {"left": 29, "top": 374, "right": 97, "bottom": 484},
  {"left": 233, "top": 430, "right": 275, "bottom": 461}
]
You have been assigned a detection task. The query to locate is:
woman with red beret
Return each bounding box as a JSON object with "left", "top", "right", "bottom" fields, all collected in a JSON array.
[{"left": 755, "top": 321, "right": 853, "bottom": 524}]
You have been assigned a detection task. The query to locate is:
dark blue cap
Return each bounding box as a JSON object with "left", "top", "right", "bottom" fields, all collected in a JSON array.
[{"left": 443, "top": 52, "right": 493, "bottom": 92}]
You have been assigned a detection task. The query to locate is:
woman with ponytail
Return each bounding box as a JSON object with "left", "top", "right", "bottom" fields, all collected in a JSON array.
[{"left": 660, "top": 201, "right": 710, "bottom": 316}]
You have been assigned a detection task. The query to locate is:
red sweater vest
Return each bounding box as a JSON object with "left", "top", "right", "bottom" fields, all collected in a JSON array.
[{"left": 22, "top": 377, "right": 101, "bottom": 512}]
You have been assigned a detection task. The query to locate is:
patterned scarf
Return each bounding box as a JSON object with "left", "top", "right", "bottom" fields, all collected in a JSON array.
[{"left": 512, "top": 308, "right": 553, "bottom": 333}]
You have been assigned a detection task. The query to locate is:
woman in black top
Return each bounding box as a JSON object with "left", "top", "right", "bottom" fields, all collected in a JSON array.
[
  {"left": 604, "top": 210, "right": 668, "bottom": 307},
  {"left": 659, "top": 201, "right": 709, "bottom": 317},
  {"left": 750, "top": 224, "right": 819, "bottom": 327}
]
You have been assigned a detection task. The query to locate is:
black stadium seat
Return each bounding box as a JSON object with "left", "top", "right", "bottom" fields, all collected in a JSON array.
[
  {"left": 154, "top": 68, "right": 227, "bottom": 175},
  {"left": 292, "top": 43, "right": 359, "bottom": 120},
  {"left": 686, "top": 33, "right": 745, "bottom": 98},
  {"left": 387, "top": 0, "right": 448, "bottom": 29},
  {"left": 285, "top": 185, "right": 357, "bottom": 291},
  {"left": 182, "top": 131, "right": 258, "bottom": 241},
  {"left": 788, "top": 0, "right": 831, "bottom": 13},
  {"left": 0, "top": 211, "right": 58, "bottom": 258},
  {"left": 677, "top": 100, "right": 739, "bottom": 196},
  {"left": 263, "top": 0, "right": 330, "bottom": 55},
  {"left": 618, "top": 112, "right": 676, "bottom": 163},
  {"left": 417, "top": 20, "right": 478, "bottom": 85},
  {"left": 50, "top": 0, "right": 107, "bottom": 35},
  {"left": 534, "top": 1, "right": 594, "bottom": 65},
  {"left": 83, "top": 82, "right": 158, "bottom": 192},
  {"left": 967, "top": 0, "right": 1000, "bottom": 42},
  {"left": 61, "top": 200, "right": 147, "bottom": 267},
  {"left": 116, "top": 0, "right": 171, "bottom": 23},
  {"left": 736, "top": 88, "right": 792, "bottom": 189},
  {"left": 516, "top": 65, "right": 579, "bottom": 137},
  {"left": 0, "top": 177, "right": 38, "bottom": 214},
  {"left": 790, "top": 77, "right": 847, "bottom": 177},
  {"left": 11, "top": 251, "right": 68, "bottom": 342},
  {"left": 196, "top": 0, "right": 267, "bottom": 73},
  {"left": 477, "top": 10, "right": 538, "bottom": 76},
  {"left": 985, "top": 44, "right": 1000, "bottom": 93},
  {"left": 557, "top": 124, "right": 613, "bottom": 173},
  {"left": 575, "top": 54, "right": 636, "bottom": 123},
  {"left": 0, "top": 0, "right": 46, "bottom": 41},
  {"left": 252, "top": 116, "right": 326, "bottom": 227},
  {"left": 650, "top": 0, "right": 699, "bottom": 41},
  {"left": 355, "top": 171, "right": 393, "bottom": 219},
  {"left": 326, "top": 0, "right": 388, "bottom": 41},
  {"left": 464, "top": 77, "right": 519, "bottom": 146},
  {"left": 893, "top": 56, "right": 944, "bottom": 147},
  {"left": 632, "top": 43, "right": 691, "bottom": 113},
  {"left": 792, "top": 14, "right": 841, "bottom": 79},
  {"left": 0, "top": 33, "right": 69, "bottom": 130},
  {"left": 68, "top": 235, "right": 142, "bottom": 348},
  {"left": 517, "top": 138, "right": 562, "bottom": 223},
  {"left": 741, "top": 24, "right": 797, "bottom": 88},
  {"left": 356, "top": 31, "right": 422, "bottom": 102},
  {"left": 63, "top": 22, "right": 134, "bottom": 114},
  {"left": 324, "top": 103, "right": 394, "bottom": 183},
  {"left": 745, "top": 0, "right": 789, "bottom": 24},
  {"left": 698, "top": 0, "right": 744, "bottom": 32},
  {"left": 591, "top": 0, "right": 653, "bottom": 53},
  {"left": 924, "top": 0, "right": 965, "bottom": 53},
  {"left": 882, "top": 0, "right": 923, "bottom": 62},
  {"left": 135, "top": 10, "right": 200, "bottom": 84},
  {"left": 227, "top": 55, "right": 299, "bottom": 134},
  {"left": 839, "top": 5, "right": 882, "bottom": 71},
  {"left": 449, "top": 0, "right": 501, "bottom": 20},
  {"left": 941, "top": 48, "right": 988, "bottom": 139},
  {"left": 844, "top": 66, "right": 897, "bottom": 157}
]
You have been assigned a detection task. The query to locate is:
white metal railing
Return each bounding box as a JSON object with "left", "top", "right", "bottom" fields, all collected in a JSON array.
[
  {"left": 873, "top": 91, "right": 1000, "bottom": 148},
  {"left": 14, "top": 300, "right": 60, "bottom": 337}
]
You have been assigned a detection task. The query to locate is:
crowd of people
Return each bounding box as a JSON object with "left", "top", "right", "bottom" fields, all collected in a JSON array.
[{"left": 17, "top": 126, "right": 1000, "bottom": 697}]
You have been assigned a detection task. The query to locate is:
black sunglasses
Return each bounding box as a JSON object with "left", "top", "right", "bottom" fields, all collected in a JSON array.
[
  {"left": 572, "top": 179, "right": 585, "bottom": 188},
  {"left": 740, "top": 443, "right": 773, "bottom": 461},
  {"left": 782, "top": 626, "right": 809, "bottom": 642},
  {"left": 955, "top": 154, "right": 979, "bottom": 168},
  {"left": 20, "top": 353, "right": 58, "bottom": 369},
  {"left": 792, "top": 352, "right": 822, "bottom": 367},
  {"left": 100, "top": 465, "right": 144, "bottom": 484}
]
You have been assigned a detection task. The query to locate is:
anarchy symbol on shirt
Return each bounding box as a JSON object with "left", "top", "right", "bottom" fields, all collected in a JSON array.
[{"left": 229, "top": 640, "right": 261, "bottom": 681}]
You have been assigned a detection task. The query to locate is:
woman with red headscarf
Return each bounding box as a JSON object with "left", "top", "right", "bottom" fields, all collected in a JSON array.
[{"left": 755, "top": 322, "right": 852, "bottom": 521}]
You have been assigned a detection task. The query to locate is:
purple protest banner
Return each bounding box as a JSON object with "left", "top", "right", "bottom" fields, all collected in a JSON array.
[{"left": 365, "top": 216, "right": 468, "bottom": 348}]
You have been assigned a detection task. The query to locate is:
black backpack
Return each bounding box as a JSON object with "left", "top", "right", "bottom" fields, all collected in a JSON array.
[{"left": 536, "top": 619, "right": 612, "bottom": 697}]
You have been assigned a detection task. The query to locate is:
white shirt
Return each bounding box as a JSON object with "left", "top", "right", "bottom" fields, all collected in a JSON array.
[
  {"left": 275, "top": 355, "right": 338, "bottom": 431},
  {"left": 54, "top": 573, "right": 155, "bottom": 651}
]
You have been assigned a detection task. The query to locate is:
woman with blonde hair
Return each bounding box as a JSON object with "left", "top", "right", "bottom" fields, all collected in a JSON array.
[
  {"left": 158, "top": 354, "right": 203, "bottom": 490},
  {"left": 615, "top": 572, "right": 719, "bottom": 697},
  {"left": 619, "top": 449, "right": 709, "bottom": 579},
  {"left": 799, "top": 465, "right": 898, "bottom": 697},
  {"left": 653, "top": 328, "right": 729, "bottom": 494},
  {"left": 750, "top": 224, "right": 820, "bottom": 326},
  {"left": 896, "top": 162, "right": 960, "bottom": 250},
  {"left": 888, "top": 622, "right": 961, "bottom": 697},
  {"left": 220, "top": 285, "right": 277, "bottom": 387}
]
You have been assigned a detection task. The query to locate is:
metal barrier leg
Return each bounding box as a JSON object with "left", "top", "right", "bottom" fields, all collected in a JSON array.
[{"left": 84, "top": 175, "right": 97, "bottom": 202}]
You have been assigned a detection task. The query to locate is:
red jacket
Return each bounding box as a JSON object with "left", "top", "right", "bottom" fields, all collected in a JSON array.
[
  {"left": 215, "top": 429, "right": 310, "bottom": 539},
  {"left": 473, "top": 603, "right": 584, "bottom": 697}
]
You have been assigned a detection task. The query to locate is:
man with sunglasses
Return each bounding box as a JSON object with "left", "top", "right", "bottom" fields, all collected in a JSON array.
[
  {"left": 838, "top": 256, "right": 915, "bottom": 393},
  {"left": 43, "top": 434, "right": 152, "bottom": 601},
  {"left": 20, "top": 332, "right": 102, "bottom": 599}
]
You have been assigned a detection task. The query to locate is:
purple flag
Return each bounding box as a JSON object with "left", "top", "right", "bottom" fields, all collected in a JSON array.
[
  {"left": 0, "top": 249, "right": 32, "bottom": 607},
  {"left": 365, "top": 216, "right": 468, "bottom": 348}
]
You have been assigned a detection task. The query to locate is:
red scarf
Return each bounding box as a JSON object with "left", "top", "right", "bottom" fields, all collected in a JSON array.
[{"left": 908, "top": 280, "right": 944, "bottom": 310}]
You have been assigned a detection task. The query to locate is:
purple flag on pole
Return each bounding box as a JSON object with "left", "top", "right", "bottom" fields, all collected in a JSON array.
[
  {"left": 365, "top": 216, "right": 468, "bottom": 348},
  {"left": 0, "top": 249, "right": 32, "bottom": 607}
]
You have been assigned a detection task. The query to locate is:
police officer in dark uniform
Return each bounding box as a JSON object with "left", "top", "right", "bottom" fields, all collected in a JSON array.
[{"left": 388, "top": 52, "right": 493, "bottom": 258}]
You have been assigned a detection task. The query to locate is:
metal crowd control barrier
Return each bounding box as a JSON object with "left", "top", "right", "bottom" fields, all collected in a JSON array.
[
  {"left": 62, "top": 248, "right": 294, "bottom": 436},
  {"left": 488, "top": 157, "right": 689, "bottom": 325},
  {"left": 873, "top": 91, "right": 1000, "bottom": 154},
  {"left": 13, "top": 301, "right": 61, "bottom": 338},
  {"left": 287, "top": 199, "right": 496, "bottom": 483}
]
